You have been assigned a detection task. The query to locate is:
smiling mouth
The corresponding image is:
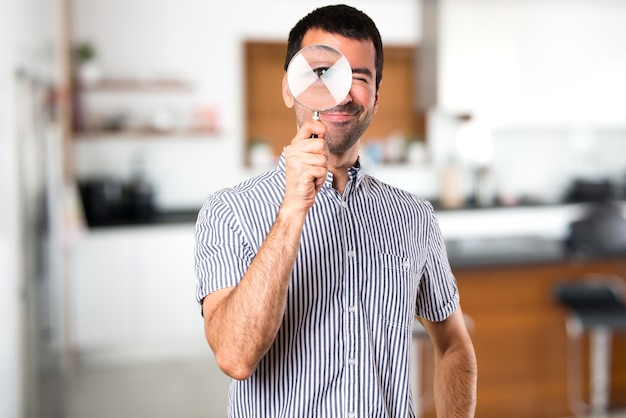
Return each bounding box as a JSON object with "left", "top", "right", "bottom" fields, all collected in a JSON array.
[
  {"left": 320, "top": 112, "right": 354, "bottom": 123},
  {"left": 321, "top": 106, "right": 359, "bottom": 120}
]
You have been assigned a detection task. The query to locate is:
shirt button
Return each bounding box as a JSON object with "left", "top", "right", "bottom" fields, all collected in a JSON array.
[
  {"left": 348, "top": 414, "right": 356, "bottom": 418},
  {"left": 348, "top": 305, "right": 357, "bottom": 313},
  {"left": 347, "top": 250, "right": 355, "bottom": 258},
  {"left": 342, "top": 201, "right": 348, "bottom": 208},
  {"left": 348, "top": 358, "right": 356, "bottom": 366}
]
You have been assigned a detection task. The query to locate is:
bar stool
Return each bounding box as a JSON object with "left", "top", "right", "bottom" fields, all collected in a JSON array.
[{"left": 553, "top": 274, "right": 626, "bottom": 417}]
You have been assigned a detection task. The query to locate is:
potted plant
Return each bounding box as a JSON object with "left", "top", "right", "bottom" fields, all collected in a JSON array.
[{"left": 74, "top": 41, "right": 102, "bottom": 86}]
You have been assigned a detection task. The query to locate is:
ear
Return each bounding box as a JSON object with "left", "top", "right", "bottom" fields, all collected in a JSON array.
[{"left": 282, "top": 73, "right": 294, "bottom": 108}]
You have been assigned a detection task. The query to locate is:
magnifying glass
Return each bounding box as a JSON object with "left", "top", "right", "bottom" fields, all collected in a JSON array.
[{"left": 286, "top": 44, "right": 352, "bottom": 131}]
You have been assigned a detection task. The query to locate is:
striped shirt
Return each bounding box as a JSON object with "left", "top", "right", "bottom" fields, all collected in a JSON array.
[{"left": 194, "top": 155, "right": 459, "bottom": 418}]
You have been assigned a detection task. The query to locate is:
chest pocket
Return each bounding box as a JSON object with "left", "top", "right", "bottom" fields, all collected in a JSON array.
[{"left": 367, "top": 252, "right": 421, "bottom": 330}]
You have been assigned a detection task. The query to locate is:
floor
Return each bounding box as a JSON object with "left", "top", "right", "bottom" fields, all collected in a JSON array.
[
  {"left": 40, "top": 354, "right": 231, "bottom": 418},
  {"left": 43, "top": 355, "right": 626, "bottom": 418}
]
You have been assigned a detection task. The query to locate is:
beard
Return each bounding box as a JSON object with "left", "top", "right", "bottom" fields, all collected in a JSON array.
[
  {"left": 296, "top": 102, "right": 374, "bottom": 154},
  {"left": 325, "top": 116, "right": 370, "bottom": 153}
]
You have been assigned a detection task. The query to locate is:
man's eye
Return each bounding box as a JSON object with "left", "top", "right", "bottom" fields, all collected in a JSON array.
[{"left": 313, "top": 67, "right": 329, "bottom": 77}]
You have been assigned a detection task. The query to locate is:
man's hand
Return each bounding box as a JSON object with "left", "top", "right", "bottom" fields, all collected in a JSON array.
[{"left": 282, "top": 119, "right": 329, "bottom": 214}]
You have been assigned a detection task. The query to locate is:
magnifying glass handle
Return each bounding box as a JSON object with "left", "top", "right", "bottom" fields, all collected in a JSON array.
[{"left": 311, "top": 111, "right": 320, "bottom": 138}]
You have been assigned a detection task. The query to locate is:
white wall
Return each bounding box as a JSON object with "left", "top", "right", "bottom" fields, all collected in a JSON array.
[
  {"left": 70, "top": 0, "right": 421, "bottom": 209},
  {"left": 71, "top": 0, "right": 420, "bottom": 133},
  {"left": 1, "top": 0, "right": 57, "bottom": 415},
  {"left": 438, "top": 0, "right": 626, "bottom": 127},
  {"left": 71, "top": 0, "right": 626, "bottom": 211},
  {"left": 0, "top": 7, "right": 21, "bottom": 414},
  {"left": 419, "top": 0, "right": 626, "bottom": 205}
]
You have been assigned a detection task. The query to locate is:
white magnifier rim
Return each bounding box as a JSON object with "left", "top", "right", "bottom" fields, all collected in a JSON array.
[{"left": 286, "top": 44, "right": 352, "bottom": 113}]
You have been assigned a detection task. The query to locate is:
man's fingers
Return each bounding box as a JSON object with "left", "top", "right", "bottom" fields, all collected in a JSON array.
[{"left": 291, "top": 120, "right": 327, "bottom": 146}]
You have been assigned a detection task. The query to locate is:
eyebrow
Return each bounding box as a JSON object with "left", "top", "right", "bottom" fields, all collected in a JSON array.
[{"left": 352, "top": 67, "right": 373, "bottom": 80}]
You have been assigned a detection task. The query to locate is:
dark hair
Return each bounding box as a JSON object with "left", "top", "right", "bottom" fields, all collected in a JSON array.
[{"left": 284, "top": 4, "right": 384, "bottom": 90}]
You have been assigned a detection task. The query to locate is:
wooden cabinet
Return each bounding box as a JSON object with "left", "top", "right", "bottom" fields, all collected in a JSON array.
[
  {"left": 421, "top": 258, "right": 626, "bottom": 418},
  {"left": 244, "top": 42, "right": 426, "bottom": 163}
]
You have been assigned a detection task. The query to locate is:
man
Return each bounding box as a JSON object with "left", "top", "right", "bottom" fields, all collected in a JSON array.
[{"left": 195, "top": 4, "right": 477, "bottom": 417}]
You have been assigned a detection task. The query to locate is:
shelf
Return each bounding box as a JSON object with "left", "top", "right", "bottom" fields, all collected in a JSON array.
[
  {"left": 73, "top": 77, "right": 223, "bottom": 140},
  {"left": 79, "top": 78, "right": 194, "bottom": 93},
  {"left": 75, "top": 127, "right": 219, "bottom": 139}
]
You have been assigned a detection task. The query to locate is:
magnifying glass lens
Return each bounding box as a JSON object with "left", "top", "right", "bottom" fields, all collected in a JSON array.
[{"left": 287, "top": 45, "right": 352, "bottom": 116}]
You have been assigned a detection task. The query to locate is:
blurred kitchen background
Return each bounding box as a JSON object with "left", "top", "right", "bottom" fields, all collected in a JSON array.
[{"left": 2, "top": 0, "right": 626, "bottom": 417}]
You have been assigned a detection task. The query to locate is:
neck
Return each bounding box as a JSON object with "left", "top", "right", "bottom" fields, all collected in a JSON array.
[{"left": 328, "top": 149, "right": 359, "bottom": 194}]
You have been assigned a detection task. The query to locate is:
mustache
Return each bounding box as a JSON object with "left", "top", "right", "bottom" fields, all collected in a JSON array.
[{"left": 323, "top": 103, "right": 362, "bottom": 114}]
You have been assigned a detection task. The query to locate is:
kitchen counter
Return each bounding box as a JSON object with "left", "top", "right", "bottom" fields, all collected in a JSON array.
[
  {"left": 85, "top": 209, "right": 199, "bottom": 228},
  {"left": 445, "top": 235, "right": 567, "bottom": 268},
  {"left": 437, "top": 201, "right": 626, "bottom": 268},
  {"left": 83, "top": 201, "right": 625, "bottom": 269}
]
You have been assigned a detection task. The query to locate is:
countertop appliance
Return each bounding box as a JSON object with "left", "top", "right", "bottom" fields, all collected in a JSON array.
[{"left": 79, "top": 177, "right": 155, "bottom": 226}]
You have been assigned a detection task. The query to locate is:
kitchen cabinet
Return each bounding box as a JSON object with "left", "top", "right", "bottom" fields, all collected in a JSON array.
[
  {"left": 420, "top": 257, "right": 626, "bottom": 418},
  {"left": 69, "top": 224, "right": 205, "bottom": 364},
  {"left": 245, "top": 42, "right": 426, "bottom": 163}
]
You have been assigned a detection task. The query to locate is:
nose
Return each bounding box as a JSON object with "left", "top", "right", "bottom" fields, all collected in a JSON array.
[{"left": 337, "top": 91, "right": 352, "bottom": 106}]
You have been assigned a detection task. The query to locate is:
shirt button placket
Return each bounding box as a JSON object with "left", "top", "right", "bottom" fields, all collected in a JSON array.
[{"left": 343, "top": 197, "right": 358, "bottom": 418}]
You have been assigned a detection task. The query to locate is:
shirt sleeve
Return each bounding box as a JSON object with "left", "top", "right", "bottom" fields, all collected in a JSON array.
[
  {"left": 194, "top": 194, "right": 254, "bottom": 304},
  {"left": 415, "top": 203, "right": 459, "bottom": 322}
]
